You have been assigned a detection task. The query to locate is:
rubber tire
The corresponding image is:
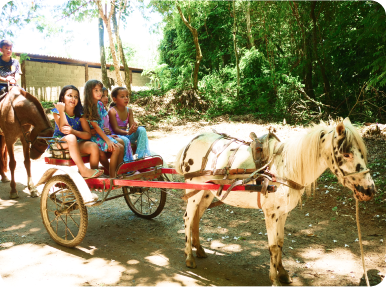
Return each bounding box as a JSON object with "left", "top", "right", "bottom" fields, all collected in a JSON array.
[
  {"left": 40, "top": 174, "right": 88, "bottom": 247},
  {"left": 122, "top": 175, "right": 167, "bottom": 219}
]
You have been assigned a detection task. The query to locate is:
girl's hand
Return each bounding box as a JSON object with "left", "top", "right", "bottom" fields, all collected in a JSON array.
[
  {"left": 54, "top": 102, "right": 66, "bottom": 113},
  {"left": 90, "top": 128, "right": 97, "bottom": 136},
  {"left": 106, "top": 139, "right": 117, "bottom": 152},
  {"left": 128, "top": 122, "right": 138, "bottom": 135},
  {"left": 60, "top": 125, "right": 73, "bottom": 135},
  {"left": 103, "top": 127, "right": 111, "bottom": 135}
]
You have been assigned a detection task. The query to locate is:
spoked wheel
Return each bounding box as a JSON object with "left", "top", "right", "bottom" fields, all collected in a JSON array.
[
  {"left": 122, "top": 176, "right": 167, "bottom": 219},
  {"left": 40, "top": 175, "right": 88, "bottom": 247}
]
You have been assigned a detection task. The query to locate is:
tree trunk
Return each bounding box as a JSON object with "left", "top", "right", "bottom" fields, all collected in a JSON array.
[
  {"left": 310, "top": 2, "right": 330, "bottom": 101},
  {"left": 304, "top": 33, "right": 315, "bottom": 99},
  {"left": 176, "top": 5, "right": 202, "bottom": 90},
  {"left": 98, "top": 17, "right": 110, "bottom": 90},
  {"left": 95, "top": 0, "right": 123, "bottom": 87},
  {"left": 245, "top": 1, "right": 254, "bottom": 49},
  {"left": 233, "top": 1, "right": 240, "bottom": 98},
  {"left": 112, "top": 8, "right": 131, "bottom": 95}
]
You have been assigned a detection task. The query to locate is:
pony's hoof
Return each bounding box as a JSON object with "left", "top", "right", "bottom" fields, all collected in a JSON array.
[
  {"left": 279, "top": 274, "right": 292, "bottom": 284},
  {"left": 30, "top": 190, "right": 39, "bottom": 198},
  {"left": 196, "top": 246, "right": 207, "bottom": 258},
  {"left": 186, "top": 254, "right": 197, "bottom": 269},
  {"left": 1, "top": 177, "right": 10, "bottom": 183},
  {"left": 9, "top": 192, "right": 19, "bottom": 199}
]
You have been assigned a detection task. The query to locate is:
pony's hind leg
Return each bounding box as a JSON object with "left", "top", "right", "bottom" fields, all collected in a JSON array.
[
  {"left": 184, "top": 189, "right": 210, "bottom": 268},
  {"left": 21, "top": 138, "right": 38, "bottom": 197},
  {"left": 192, "top": 190, "right": 215, "bottom": 258}
]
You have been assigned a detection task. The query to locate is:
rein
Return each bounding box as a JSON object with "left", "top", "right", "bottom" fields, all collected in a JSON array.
[{"left": 331, "top": 129, "right": 370, "bottom": 287}]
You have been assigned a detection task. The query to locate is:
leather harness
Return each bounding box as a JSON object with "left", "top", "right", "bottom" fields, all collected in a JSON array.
[{"left": 181, "top": 130, "right": 305, "bottom": 209}]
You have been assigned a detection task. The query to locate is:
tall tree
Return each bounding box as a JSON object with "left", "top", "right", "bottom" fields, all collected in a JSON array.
[
  {"left": 94, "top": 0, "right": 124, "bottom": 86},
  {"left": 232, "top": 0, "right": 240, "bottom": 98},
  {"left": 112, "top": 6, "right": 132, "bottom": 94},
  {"left": 99, "top": 17, "right": 110, "bottom": 89}
]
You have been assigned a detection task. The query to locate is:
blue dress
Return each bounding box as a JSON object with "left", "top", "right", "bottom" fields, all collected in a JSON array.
[
  {"left": 88, "top": 101, "right": 119, "bottom": 152},
  {"left": 51, "top": 108, "right": 84, "bottom": 141}
]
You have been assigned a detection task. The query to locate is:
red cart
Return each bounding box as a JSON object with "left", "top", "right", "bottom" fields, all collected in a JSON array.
[{"left": 37, "top": 137, "right": 276, "bottom": 248}]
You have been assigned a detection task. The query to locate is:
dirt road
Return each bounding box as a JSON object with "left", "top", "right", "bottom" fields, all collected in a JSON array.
[{"left": 0, "top": 122, "right": 385, "bottom": 286}]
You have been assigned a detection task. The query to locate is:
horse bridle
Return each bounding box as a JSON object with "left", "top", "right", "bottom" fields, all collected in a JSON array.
[
  {"left": 8, "top": 85, "right": 53, "bottom": 146},
  {"left": 330, "top": 129, "right": 370, "bottom": 180}
]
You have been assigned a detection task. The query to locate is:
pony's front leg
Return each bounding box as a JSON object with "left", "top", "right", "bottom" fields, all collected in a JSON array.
[
  {"left": 276, "top": 213, "right": 292, "bottom": 284},
  {"left": 5, "top": 141, "right": 18, "bottom": 199},
  {"left": 192, "top": 190, "right": 215, "bottom": 258},
  {"left": 264, "top": 209, "right": 285, "bottom": 286},
  {"left": 184, "top": 189, "right": 207, "bottom": 268},
  {"left": 21, "top": 138, "right": 38, "bottom": 197}
]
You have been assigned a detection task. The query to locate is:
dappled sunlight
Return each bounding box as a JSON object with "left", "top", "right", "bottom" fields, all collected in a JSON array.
[
  {"left": 0, "top": 200, "right": 17, "bottom": 209},
  {"left": 145, "top": 254, "right": 170, "bottom": 267},
  {"left": 0, "top": 244, "right": 126, "bottom": 286},
  {"left": 223, "top": 244, "right": 242, "bottom": 252},
  {"left": 3, "top": 222, "right": 31, "bottom": 232},
  {"left": 298, "top": 247, "right": 358, "bottom": 275}
]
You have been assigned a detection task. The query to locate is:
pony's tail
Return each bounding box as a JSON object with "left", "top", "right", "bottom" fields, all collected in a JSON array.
[
  {"left": 0, "top": 135, "right": 8, "bottom": 173},
  {"left": 174, "top": 147, "right": 184, "bottom": 175}
]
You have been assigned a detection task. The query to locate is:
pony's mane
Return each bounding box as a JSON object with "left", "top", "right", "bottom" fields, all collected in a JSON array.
[
  {"left": 18, "top": 88, "right": 49, "bottom": 123},
  {"left": 278, "top": 121, "right": 367, "bottom": 190}
]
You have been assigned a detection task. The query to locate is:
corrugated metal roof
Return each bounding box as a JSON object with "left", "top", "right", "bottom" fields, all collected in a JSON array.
[{"left": 14, "top": 51, "right": 144, "bottom": 71}]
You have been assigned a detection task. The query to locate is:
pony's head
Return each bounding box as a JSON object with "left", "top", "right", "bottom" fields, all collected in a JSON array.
[{"left": 324, "top": 118, "right": 375, "bottom": 201}]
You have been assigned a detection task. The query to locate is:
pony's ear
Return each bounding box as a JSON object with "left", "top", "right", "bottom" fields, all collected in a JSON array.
[
  {"left": 249, "top": 132, "right": 258, "bottom": 141},
  {"left": 343, "top": 117, "right": 351, "bottom": 125},
  {"left": 336, "top": 122, "right": 346, "bottom": 136}
]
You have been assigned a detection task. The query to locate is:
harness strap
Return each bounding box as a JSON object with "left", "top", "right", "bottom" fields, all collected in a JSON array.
[
  {"left": 211, "top": 139, "right": 236, "bottom": 170},
  {"left": 200, "top": 136, "right": 224, "bottom": 172},
  {"left": 180, "top": 134, "right": 203, "bottom": 171}
]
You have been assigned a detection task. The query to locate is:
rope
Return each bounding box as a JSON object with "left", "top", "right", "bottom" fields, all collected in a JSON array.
[{"left": 356, "top": 197, "right": 370, "bottom": 287}]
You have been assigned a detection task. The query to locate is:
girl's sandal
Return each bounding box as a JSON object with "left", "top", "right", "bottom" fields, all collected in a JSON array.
[{"left": 82, "top": 169, "right": 104, "bottom": 179}]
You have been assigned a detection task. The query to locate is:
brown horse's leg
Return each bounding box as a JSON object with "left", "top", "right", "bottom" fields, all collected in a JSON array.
[
  {"left": 5, "top": 140, "right": 18, "bottom": 199},
  {"left": 192, "top": 190, "right": 215, "bottom": 258},
  {"left": 264, "top": 208, "right": 282, "bottom": 286},
  {"left": 21, "top": 137, "right": 38, "bottom": 197},
  {"left": 276, "top": 213, "right": 292, "bottom": 284},
  {"left": 184, "top": 189, "right": 206, "bottom": 269},
  {"left": 0, "top": 135, "right": 10, "bottom": 182}
]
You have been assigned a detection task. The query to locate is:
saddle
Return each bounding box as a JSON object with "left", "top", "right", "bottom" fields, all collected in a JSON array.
[{"left": 183, "top": 130, "right": 280, "bottom": 180}]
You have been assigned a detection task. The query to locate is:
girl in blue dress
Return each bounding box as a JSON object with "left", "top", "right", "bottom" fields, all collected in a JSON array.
[
  {"left": 52, "top": 85, "right": 103, "bottom": 179},
  {"left": 83, "top": 80, "right": 125, "bottom": 178}
]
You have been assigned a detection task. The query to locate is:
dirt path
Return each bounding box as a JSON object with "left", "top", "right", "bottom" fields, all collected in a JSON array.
[{"left": 0, "top": 122, "right": 385, "bottom": 286}]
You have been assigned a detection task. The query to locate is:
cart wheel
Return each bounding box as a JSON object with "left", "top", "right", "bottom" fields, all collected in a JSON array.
[
  {"left": 40, "top": 175, "right": 88, "bottom": 247},
  {"left": 122, "top": 176, "right": 167, "bottom": 219}
]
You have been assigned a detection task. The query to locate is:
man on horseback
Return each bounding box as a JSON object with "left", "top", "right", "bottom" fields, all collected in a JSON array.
[{"left": 0, "top": 39, "right": 21, "bottom": 96}]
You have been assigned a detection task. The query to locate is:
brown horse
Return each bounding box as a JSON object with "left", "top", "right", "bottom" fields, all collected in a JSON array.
[{"left": 0, "top": 86, "right": 53, "bottom": 199}]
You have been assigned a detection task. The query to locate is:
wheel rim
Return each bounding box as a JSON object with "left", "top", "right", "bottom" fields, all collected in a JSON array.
[
  {"left": 41, "top": 176, "right": 87, "bottom": 246},
  {"left": 126, "top": 186, "right": 164, "bottom": 216}
]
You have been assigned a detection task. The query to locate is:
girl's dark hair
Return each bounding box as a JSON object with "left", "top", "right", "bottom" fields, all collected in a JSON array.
[
  {"left": 83, "top": 79, "right": 103, "bottom": 121},
  {"left": 102, "top": 87, "right": 108, "bottom": 94},
  {"left": 58, "top": 85, "right": 83, "bottom": 118},
  {"left": 110, "top": 87, "right": 128, "bottom": 108}
]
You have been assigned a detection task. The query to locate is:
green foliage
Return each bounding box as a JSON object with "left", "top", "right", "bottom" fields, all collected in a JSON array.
[
  {"left": 150, "top": 0, "right": 386, "bottom": 122},
  {"left": 40, "top": 101, "right": 54, "bottom": 109}
]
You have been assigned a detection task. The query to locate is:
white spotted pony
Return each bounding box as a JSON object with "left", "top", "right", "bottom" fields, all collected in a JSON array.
[{"left": 174, "top": 118, "right": 375, "bottom": 286}]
